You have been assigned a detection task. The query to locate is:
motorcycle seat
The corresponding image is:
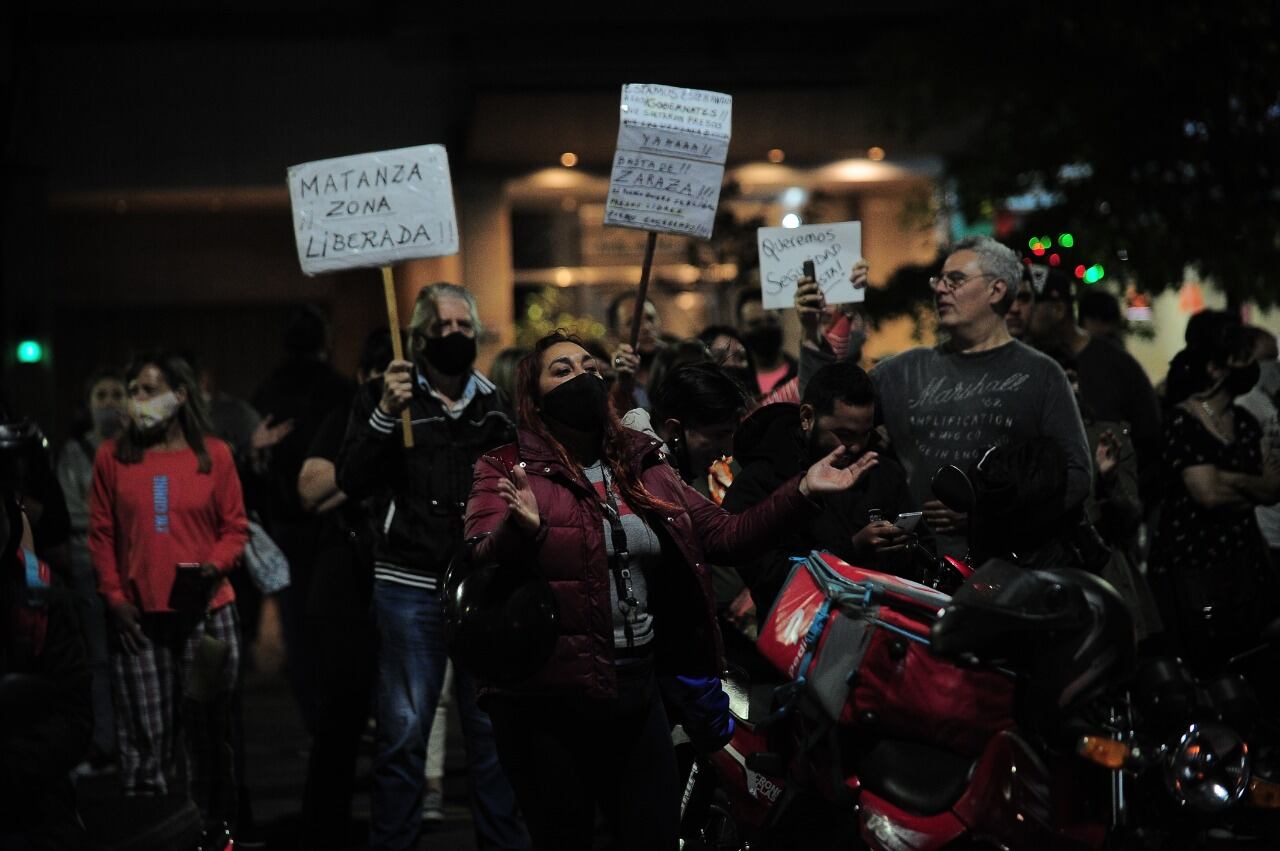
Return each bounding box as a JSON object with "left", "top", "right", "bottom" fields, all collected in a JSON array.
[{"left": 855, "top": 738, "right": 975, "bottom": 816}]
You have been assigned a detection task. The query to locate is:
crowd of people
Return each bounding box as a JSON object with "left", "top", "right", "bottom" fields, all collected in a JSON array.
[{"left": 3, "top": 234, "right": 1279, "bottom": 850}]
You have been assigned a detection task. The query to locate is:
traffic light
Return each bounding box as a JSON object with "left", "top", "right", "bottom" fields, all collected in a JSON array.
[{"left": 16, "top": 340, "right": 44, "bottom": 364}]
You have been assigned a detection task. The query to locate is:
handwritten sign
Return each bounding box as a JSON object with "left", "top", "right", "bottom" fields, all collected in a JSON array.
[
  {"left": 605, "top": 84, "right": 732, "bottom": 241},
  {"left": 757, "top": 221, "right": 863, "bottom": 310},
  {"left": 617, "top": 83, "right": 732, "bottom": 165},
  {"left": 288, "top": 144, "right": 458, "bottom": 276}
]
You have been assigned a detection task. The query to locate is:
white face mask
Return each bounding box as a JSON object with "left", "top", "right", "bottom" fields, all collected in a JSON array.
[{"left": 128, "top": 391, "right": 181, "bottom": 431}]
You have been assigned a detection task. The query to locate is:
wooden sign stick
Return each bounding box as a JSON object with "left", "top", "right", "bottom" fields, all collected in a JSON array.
[
  {"left": 628, "top": 232, "right": 659, "bottom": 349},
  {"left": 381, "top": 265, "right": 415, "bottom": 448}
]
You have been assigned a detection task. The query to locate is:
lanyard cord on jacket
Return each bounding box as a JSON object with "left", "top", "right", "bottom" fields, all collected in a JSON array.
[{"left": 595, "top": 462, "right": 642, "bottom": 650}]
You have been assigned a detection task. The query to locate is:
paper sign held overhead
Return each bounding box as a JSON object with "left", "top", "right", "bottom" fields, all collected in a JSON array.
[
  {"left": 757, "top": 221, "right": 863, "bottom": 310},
  {"left": 605, "top": 83, "right": 732, "bottom": 241},
  {"left": 288, "top": 144, "right": 459, "bottom": 276},
  {"left": 617, "top": 83, "right": 732, "bottom": 165}
]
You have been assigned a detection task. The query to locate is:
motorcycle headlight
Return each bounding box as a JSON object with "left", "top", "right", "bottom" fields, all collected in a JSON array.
[{"left": 1165, "top": 722, "right": 1251, "bottom": 813}]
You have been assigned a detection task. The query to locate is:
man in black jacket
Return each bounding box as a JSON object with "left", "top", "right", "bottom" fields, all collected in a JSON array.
[
  {"left": 723, "top": 362, "right": 919, "bottom": 613},
  {"left": 336, "top": 283, "right": 525, "bottom": 851}
]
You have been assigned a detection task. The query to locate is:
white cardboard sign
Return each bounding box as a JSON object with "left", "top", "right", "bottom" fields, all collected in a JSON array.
[
  {"left": 605, "top": 83, "right": 732, "bottom": 241},
  {"left": 287, "top": 144, "right": 459, "bottom": 275},
  {"left": 605, "top": 151, "right": 726, "bottom": 239},
  {"left": 757, "top": 221, "right": 863, "bottom": 310},
  {"left": 616, "top": 83, "right": 732, "bottom": 165}
]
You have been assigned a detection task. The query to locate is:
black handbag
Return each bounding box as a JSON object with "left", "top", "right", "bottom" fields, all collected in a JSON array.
[{"left": 442, "top": 535, "right": 559, "bottom": 687}]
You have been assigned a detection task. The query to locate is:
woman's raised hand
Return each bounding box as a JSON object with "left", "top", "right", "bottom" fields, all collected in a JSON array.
[
  {"left": 499, "top": 464, "right": 541, "bottom": 534},
  {"left": 799, "top": 446, "right": 878, "bottom": 497}
]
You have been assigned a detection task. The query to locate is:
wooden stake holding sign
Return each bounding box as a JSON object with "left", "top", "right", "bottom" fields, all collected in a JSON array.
[
  {"left": 628, "top": 232, "right": 659, "bottom": 349},
  {"left": 380, "top": 266, "right": 414, "bottom": 447},
  {"left": 287, "top": 144, "right": 461, "bottom": 448},
  {"left": 604, "top": 84, "right": 733, "bottom": 350}
]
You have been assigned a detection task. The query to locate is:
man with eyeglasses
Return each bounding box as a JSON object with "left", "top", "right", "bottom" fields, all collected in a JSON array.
[{"left": 868, "top": 237, "right": 1092, "bottom": 559}]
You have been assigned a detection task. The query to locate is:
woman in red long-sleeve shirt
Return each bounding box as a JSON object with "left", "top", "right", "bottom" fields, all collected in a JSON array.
[{"left": 89, "top": 351, "right": 248, "bottom": 842}]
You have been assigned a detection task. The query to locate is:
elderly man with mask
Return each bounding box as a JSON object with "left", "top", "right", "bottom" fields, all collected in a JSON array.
[{"left": 337, "top": 283, "right": 527, "bottom": 851}]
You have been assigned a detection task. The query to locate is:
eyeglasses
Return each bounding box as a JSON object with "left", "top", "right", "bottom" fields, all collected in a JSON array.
[{"left": 929, "top": 271, "right": 996, "bottom": 292}]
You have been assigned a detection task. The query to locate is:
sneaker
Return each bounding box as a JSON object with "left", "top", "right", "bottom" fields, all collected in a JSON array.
[{"left": 423, "top": 790, "right": 445, "bottom": 823}]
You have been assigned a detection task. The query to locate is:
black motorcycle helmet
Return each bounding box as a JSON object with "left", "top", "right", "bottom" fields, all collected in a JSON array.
[
  {"left": 0, "top": 419, "right": 48, "bottom": 498},
  {"left": 442, "top": 537, "right": 559, "bottom": 687},
  {"left": 932, "top": 559, "right": 1136, "bottom": 719}
]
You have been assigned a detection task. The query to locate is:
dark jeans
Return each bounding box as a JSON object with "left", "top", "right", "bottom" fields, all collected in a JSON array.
[
  {"left": 486, "top": 661, "right": 680, "bottom": 851},
  {"left": 300, "top": 614, "right": 376, "bottom": 850},
  {"left": 370, "top": 580, "right": 528, "bottom": 851}
]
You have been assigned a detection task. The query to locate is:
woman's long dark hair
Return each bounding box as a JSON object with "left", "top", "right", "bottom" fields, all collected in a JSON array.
[
  {"left": 115, "top": 351, "right": 216, "bottom": 473},
  {"left": 516, "top": 331, "right": 677, "bottom": 515}
]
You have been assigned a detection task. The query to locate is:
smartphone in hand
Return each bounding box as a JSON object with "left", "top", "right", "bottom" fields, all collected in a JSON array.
[
  {"left": 893, "top": 511, "right": 923, "bottom": 533},
  {"left": 803, "top": 259, "right": 816, "bottom": 282}
]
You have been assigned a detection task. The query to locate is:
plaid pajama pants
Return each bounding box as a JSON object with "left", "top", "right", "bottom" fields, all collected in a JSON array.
[{"left": 109, "top": 603, "right": 240, "bottom": 823}]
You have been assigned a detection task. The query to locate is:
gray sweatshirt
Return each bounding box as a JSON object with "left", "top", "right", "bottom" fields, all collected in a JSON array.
[{"left": 870, "top": 340, "right": 1092, "bottom": 555}]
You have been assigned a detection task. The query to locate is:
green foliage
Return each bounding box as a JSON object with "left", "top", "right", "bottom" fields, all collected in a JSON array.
[
  {"left": 515, "top": 287, "right": 606, "bottom": 348},
  {"left": 861, "top": 3, "right": 1280, "bottom": 307}
]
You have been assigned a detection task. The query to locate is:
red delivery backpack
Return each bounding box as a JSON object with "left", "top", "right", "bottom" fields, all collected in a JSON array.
[{"left": 757, "top": 551, "right": 1013, "bottom": 756}]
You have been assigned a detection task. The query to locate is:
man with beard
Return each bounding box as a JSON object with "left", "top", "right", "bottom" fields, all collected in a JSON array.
[
  {"left": 336, "top": 283, "right": 526, "bottom": 851},
  {"left": 722, "top": 362, "right": 917, "bottom": 612},
  {"left": 871, "top": 237, "right": 1091, "bottom": 560},
  {"left": 737, "top": 289, "right": 798, "bottom": 396}
]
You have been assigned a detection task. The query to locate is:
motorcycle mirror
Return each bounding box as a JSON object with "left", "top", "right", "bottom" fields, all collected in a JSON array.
[{"left": 931, "top": 465, "right": 975, "bottom": 514}]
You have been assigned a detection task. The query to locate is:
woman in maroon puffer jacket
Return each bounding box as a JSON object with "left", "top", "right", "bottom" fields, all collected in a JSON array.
[{"left": 464, "top": 331, "right": 877, "bottom": 851}]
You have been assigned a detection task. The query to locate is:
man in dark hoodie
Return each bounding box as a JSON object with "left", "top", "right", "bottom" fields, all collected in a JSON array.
[{"left": 723, "top": 362, "right": 919, "bottom": 612}]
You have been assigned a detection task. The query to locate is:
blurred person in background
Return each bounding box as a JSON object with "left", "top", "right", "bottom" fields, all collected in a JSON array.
[
  {"left": 1150, "top": 324, "right": 1280, "bottom": 675},
  {"left": 697, "top": 324, "right": 758, "bottom": 401},
  {"left": 736, "top": 289, "right": 796, "bottom": 396},
  {"left": 1, "top": 481, "right": 92, "bottom": 850},
  {"left": 56, "top": 367, "right": 127, "bottom": 773},
  {"left": 1026, "top": 267, "right": 1161, "bottom": 515},
  {"left": 298, "top": 328, "right": 396, "bottom": 849},
  {"left": 251, "top": 306, "right": 355, "bottom": 735},
  {"left": 608, "top": 294, "right": 664, "bottom": 410},
  {"left": 1003, "top": 265, "right": 1037, "bottom": 341},
  {"left": 1077, "top": 288, "right": 1127, "bottom": 348},
  {"left": 489, "top": 347, "right": 528, "bottom": 418}
]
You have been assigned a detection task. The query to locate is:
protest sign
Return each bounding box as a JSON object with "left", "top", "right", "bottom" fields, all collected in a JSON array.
[
  {"left": 616, "top": 83, "right": 732, "bottom": 165},
  {"left": 757, "top": 221, "right": 863, "bottom": 310},
  {"left": 605, "top": 84, "right": 732, "bottom": 241},
  {"left": 287, "top": 143, "right": 461, "bottom": 447},
  {"left": 288, "top": 144, "right": 458, "bottom": 276}
]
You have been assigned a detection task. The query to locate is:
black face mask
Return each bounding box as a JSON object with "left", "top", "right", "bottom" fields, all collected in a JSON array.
[
  {"left": 1225, "top": 361, "right": 1261, "bottom": 396},
  {"left": 421, "top": 333, "right": 477, "bottom": 376},
  {"left": 540, "top": 373, "right": 608, "bottom": 433},
  {"left": 743, "top": 326, "right": 784, "bottom": 361}
]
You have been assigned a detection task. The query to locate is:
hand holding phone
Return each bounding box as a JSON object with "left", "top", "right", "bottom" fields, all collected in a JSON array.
[{"left": 893, "top": 511, "right": 923, "bottom": 533}]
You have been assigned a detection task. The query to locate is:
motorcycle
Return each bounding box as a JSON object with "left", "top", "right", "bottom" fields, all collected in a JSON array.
[
  {"left": 681, "top": 464, "right": 1275, "bottom": 850},
  {"left": 684, "top": 549, "right": 1132, "bottom": 850}
]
